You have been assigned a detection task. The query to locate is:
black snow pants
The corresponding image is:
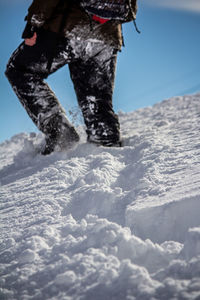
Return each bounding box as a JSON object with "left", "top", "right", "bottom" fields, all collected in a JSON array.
[{"left": 5, "top": 29, "right": 120, "bottom": 147}]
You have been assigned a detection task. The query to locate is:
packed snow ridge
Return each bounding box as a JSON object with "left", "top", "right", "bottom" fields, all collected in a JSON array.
[{"left": 1, "top": 93, "right": 200, "bottom": 300}]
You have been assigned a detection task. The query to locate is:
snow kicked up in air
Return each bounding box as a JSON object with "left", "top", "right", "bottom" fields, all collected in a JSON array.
[{"left": 1, "top": 94, "right": 200, "bottom": 300}]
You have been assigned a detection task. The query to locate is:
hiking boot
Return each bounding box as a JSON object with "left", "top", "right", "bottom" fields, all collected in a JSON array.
[
  {"left": 41, "top": 114, "right": 80, "bottom": 155},
  {"left": 41, "top": 127, "right": 79, "bottom": 155},
  {"left": 87, "top": 135, "right": 122, "bottom": 147}
]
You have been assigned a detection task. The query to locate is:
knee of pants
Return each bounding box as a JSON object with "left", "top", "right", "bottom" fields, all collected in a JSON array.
[
  {"left": 5, "top": 64, "right": 12, "bottom": 81},
  {"left": 5, "top": 60, "right": 27, "bottom": 88},
  {"left": 5, "top": 62, "right": 17, "bottom": 84}
]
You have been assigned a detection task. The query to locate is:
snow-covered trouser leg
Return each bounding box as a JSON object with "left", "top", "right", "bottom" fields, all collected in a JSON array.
[
  {"left": 69, "top": 46, "right": 120, "bottom": 146},
  {"left": 5, "top": 30, "right": 79, "bottom": 154}
]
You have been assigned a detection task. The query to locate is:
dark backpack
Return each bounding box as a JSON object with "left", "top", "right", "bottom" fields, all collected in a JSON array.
[{"left": 79, "top": 0, "right": 137, "bottom": 23}]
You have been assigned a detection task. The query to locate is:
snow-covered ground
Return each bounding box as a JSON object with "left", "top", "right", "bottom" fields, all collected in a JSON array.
[{"left": 1, "top": 94, "right": 200, "bottom": 300}]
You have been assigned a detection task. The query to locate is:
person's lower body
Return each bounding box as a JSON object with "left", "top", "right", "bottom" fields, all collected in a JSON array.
[
  {"left": 5, "top": 29, "right": 121, "bottom": 154},
  {"left": 69, "top": 41, "right": 121, "bottom": 146}
]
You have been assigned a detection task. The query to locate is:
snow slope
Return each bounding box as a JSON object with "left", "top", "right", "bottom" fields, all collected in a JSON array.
[{"left": 1, "top": 94, "right": 200, "bottom": 300}]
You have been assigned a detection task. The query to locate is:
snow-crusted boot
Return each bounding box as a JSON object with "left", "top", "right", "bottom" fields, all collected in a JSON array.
[
  {"left": 86, "top": 123, "right": 122, "bottom": 147},
  {"left": 87, "top": 137, "right": 122, "bottom": 147},
  {"left": 82, "top": 99, "right": 121, "bottom": 147},
  {"left": 41, "top": 114, "right": 80, "bottom": 155}
]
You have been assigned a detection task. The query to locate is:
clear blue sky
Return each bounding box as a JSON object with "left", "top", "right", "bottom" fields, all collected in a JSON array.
[{"left": 1, "top": 0, "right": 200, "bottom": 142}]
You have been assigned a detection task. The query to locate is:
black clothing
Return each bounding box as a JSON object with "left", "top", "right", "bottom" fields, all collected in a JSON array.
[{"left": 5, "top": 29, "right": 120, "bottom": 149}]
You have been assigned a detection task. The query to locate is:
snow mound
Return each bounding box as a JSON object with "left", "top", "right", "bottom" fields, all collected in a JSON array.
[{"left": 1, "top": 94, "right": 200, "bottom": 299}]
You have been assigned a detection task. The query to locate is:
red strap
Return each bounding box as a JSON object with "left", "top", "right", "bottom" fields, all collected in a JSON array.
[{"left": 92, "top": 15, "right": 109, "bottom": 24}]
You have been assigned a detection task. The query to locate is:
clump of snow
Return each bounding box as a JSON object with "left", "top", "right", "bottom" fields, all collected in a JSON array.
[{"left": 1, "top": 94, "right": 200, "bottom": 299}]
